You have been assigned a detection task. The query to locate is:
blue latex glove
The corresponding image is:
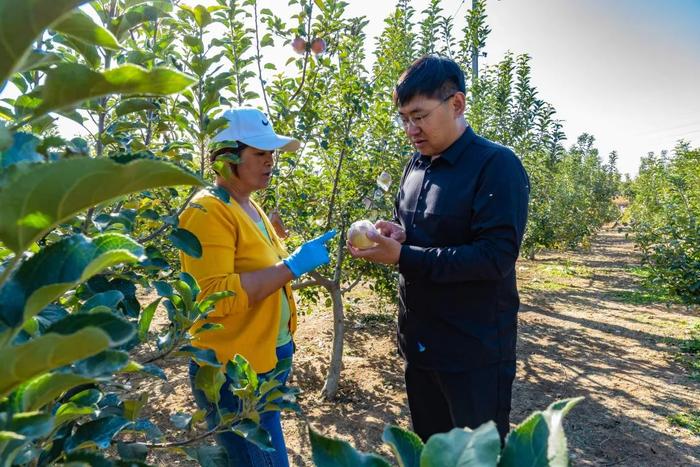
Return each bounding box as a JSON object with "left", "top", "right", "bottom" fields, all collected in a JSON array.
[{"left": 283, "top": 230, "right": 337, "bottom": 278}]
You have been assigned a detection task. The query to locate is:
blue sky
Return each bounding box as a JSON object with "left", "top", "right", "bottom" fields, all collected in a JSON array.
[{"left": 472, "top": 0, "right": 700, "bottom": 175}]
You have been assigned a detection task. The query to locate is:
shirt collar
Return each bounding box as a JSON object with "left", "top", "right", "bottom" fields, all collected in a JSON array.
[{"left": 439, "top": 126, "right": 475, "bottom": 165}]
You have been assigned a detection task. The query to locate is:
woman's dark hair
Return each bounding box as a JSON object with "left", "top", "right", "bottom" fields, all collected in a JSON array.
[
  {"left": 209, "top": 141, "right": 248, "bottom": 176},
  {"left": 393, "top": 55, "right": 466, "bottom": 107}
]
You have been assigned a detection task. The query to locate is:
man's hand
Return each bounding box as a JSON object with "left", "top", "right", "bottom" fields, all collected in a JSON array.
[
  {"left": 347, "top": 228, "right": 402, "bottom": 265},
  {"left": 375, "top": 220, "right": 406, "bottom": 243}
]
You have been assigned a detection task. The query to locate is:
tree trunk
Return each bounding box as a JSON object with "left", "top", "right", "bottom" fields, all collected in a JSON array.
[{"left": 321, "top": 282, "right": 344, "bottom": 400}]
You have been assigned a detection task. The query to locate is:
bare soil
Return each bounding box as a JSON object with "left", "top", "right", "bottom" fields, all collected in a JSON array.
[{"left": 135, "top": 228, "right": 700, "bottom": 466}]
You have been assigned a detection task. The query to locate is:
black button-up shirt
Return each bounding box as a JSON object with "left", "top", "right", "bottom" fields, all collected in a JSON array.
[{"left": 395, "top": 126, "right": 530, "bottom": 371}]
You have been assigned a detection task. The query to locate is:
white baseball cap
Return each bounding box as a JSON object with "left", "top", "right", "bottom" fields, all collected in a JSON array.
[{"left": 212, "top": 107, "right": 300, "bottom": 152}]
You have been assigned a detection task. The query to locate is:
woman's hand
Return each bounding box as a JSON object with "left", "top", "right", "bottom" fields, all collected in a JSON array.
[
  {"left": 283, "top": 230, "right": 337, "bottom": 278},
  {"left": 269, "top": 209, "right": 289, "bottom": 239}
]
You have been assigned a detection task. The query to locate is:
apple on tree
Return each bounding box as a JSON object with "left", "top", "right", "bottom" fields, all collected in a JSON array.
[
  {"left": 311, "top": 38, "right": 326, "bottom": 54},
  {"left": 347, "top": 220, "right": 379, "bottom": 250},
  {"left": 292, "top": 36, "right": 306, "bottom": 54}
]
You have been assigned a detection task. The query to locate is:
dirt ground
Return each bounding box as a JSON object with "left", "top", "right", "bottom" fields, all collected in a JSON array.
[{"left": 134, "top": 228, "right": 700, "bottom": 466}]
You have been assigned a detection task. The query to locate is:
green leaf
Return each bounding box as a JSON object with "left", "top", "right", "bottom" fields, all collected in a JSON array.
[
  {"left": 0, "top": 156, "right": 203, "bottom": 253},
  {"left": 308, "top": 426, "right": 391, "bottom": 466},
  {"left": 499, "top": 397, "right": 583, "bottom": 467},
  {"left": 122, "top": 393, "right": 148, "bottom": 421},
  {"left": 421, "top": 422, "right": 501, "bottom": 467},
  {"left": 183, "top": 34, "right": 204, "bottom": 53},
  {"left": 0, "top": 132, "right": 43, "bottom": 169},
  {"left": 180, "top": 346, "right": 220, "bottom": 367},
  {"left": 47, "top": 312, "right": 134, "bottom": 345},
  {"left": 0, "top": 122, "right": 11, "bottom": 151},
  {"left": 64, "top": 416, "right": 132, "bottom": 452},
  {"left": 179, "top": 272, "right": 199, "bottom": 298},
  {"left": 261, "top": 33, "right": 274, "bottom": 47},
  {"left": 232, "top": 419, "right": 274, "bottom": 451},
  {"left": 169, "top": 227, "right": 202, "bottom": 258},
  {"left": 181, "top": 4, "right": 212, "bottom": 28},
  {"left": 69, "top": 388, "right": 102, "bottom": 406},
  {"left": 54, "top": 34, "right": 101, "bottom": 68},
  {"left": 54, "top": 402, "right": 96, "bottom": 427},
  {"left": 382, "top": 425, "right": 423, "bottom": 467},
  {"left": 138, "top": 297, "right": 162, "bottom": 340},
  {"left": 0, "top": 431, "right": 25, "bottom": 442},
  {"left": 170, "top": 412, "right": 192, "bottom": 430},
  {"left": 8, "top": 411, "right": 53, "bottom": 439},
  {"left": 314, "top": 0, "right": 326, "bottom": 12},
  {"left": 197, "top": 290, "right": 234, "bottom": 315},
  {"left": 0, "top": 326, "right": 111, "bottom": 398},
  {"left": 0, "top": 0, "right": 88, "bottom": 84},
  {"left": 74, "top": 349, "right": 130, "bottom": 377},
  {"left": 115, "top": 98, "right": 159, "bottom": 117},
  {"left": 121, "top": 361, "right": 167, "bottom": 380},
  {"left": 183, "top": 445, "right": 229, "bottom": 467},
  {"left": 14, "top": 50, "right": 64, "bottom": 74},
  {"left": 153, "top": 280, "right": 174, "bottom": 297},
  {"left": 30, "top": 63, "right": 195, "bottom": 120},
  {"left": 80, "top": 290, "right": 125, "bottom": 312},
  {"left": 52, "top": 10, "right": 120, "bottom": 50},
  {"left": 113, "top": 4, "right": 171, "bottom": 40},
  {"left": 194, "top": 365, "right": 225, "bottom": 404},
  {"left": 0, "top": 234, "right": 144, "bottom": 331},
  {"left": 20, "top": 372, "right": 94, "bottom": 410},
  {"left": 117, "top": 441, "right": 148, "bottom": 461}
]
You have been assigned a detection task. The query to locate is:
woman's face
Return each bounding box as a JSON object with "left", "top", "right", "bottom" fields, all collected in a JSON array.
[{"left": 231, "top": 146, "right": 275, "bottom": 193}]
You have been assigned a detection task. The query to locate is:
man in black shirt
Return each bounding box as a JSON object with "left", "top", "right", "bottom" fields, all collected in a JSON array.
[{"left": 348, "top": 56, "right": 530, "bottom": 442}]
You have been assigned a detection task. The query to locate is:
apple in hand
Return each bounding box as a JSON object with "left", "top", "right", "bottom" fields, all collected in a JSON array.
[{"left": 347, "top": 220, "right": 378, "bottom": 250}]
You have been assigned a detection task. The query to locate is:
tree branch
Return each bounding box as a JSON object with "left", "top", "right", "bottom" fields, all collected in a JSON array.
[
  {"left": 341, "top": 277, "right": 362, "bottom": 295},
  {"left": 138, "top": 187, "right": 199, "bottom": 243},
  {"left": 253, "top": 0, "right": 272, "bottom": 117}
]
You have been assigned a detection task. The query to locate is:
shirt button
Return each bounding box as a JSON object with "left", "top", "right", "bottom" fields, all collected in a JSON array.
[{"left": 412, "top": 223, "right": 416, "bottom": 228}]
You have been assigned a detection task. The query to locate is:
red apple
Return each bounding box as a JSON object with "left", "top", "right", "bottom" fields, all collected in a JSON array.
[
  {"left": 292, "top": 37, "right": 306, "bottom": 54},
  {"left": 310, "top": 38, "right": 326, "bottom": 55},
  {"left": 347, "top": 220, "right": 378, "bottom": 250}
]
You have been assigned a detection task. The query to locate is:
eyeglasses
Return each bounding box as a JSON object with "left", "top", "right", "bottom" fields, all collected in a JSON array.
[{"left": 395, "top": 93, "right": 456, "bottom": 129}]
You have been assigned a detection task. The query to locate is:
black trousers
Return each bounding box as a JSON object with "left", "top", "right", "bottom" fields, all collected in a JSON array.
[{"left": 404, "top": 360, "right": 516, "bottom": 443}]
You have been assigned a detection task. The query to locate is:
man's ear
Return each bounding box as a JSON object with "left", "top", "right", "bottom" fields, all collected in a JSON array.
[{"left": 452, "top": 92, "right": 466, "bottom": 116}]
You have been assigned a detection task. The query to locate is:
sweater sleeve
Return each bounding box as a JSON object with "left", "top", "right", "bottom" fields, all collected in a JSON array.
[{"left": 179, "top": 197, "right": 249, "bottom": 317}]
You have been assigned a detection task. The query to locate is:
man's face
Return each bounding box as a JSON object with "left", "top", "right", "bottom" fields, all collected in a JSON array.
[{"left": 397, "top": 93, "right": 461, "bottom": 156}]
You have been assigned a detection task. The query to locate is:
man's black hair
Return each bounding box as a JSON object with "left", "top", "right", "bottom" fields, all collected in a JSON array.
[{"left": 393, "top": 55, "right": 466, "bottom": 107}]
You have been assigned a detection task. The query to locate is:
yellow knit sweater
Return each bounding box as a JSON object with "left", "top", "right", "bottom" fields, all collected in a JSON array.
[{"left": 179, "top": 191, "right": 297, "bottom": 373}]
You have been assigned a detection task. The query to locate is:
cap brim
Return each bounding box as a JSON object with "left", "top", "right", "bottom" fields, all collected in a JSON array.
[{"left": 239, "top": 134, "right": 300, "bottom": 152}]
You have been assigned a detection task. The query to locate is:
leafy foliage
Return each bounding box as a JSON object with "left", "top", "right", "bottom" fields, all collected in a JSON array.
[
  {"left": 627, "top": 143, "right": 700, "bottom": 304},
  {"left": 310, "top": 398, "right": 583, "bottom": 466},
  {"left": 0, "top": 0, "right": 627, "bottom": 464}
]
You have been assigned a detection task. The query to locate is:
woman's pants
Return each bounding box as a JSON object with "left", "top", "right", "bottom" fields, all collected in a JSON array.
[{"left": 188, "top": 340, "right": 294, "bottom": 466}]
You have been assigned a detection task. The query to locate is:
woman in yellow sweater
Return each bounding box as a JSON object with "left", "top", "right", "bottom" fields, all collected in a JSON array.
[{"left": 179, "top": 107, "right": 335, "bottom": 466}]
